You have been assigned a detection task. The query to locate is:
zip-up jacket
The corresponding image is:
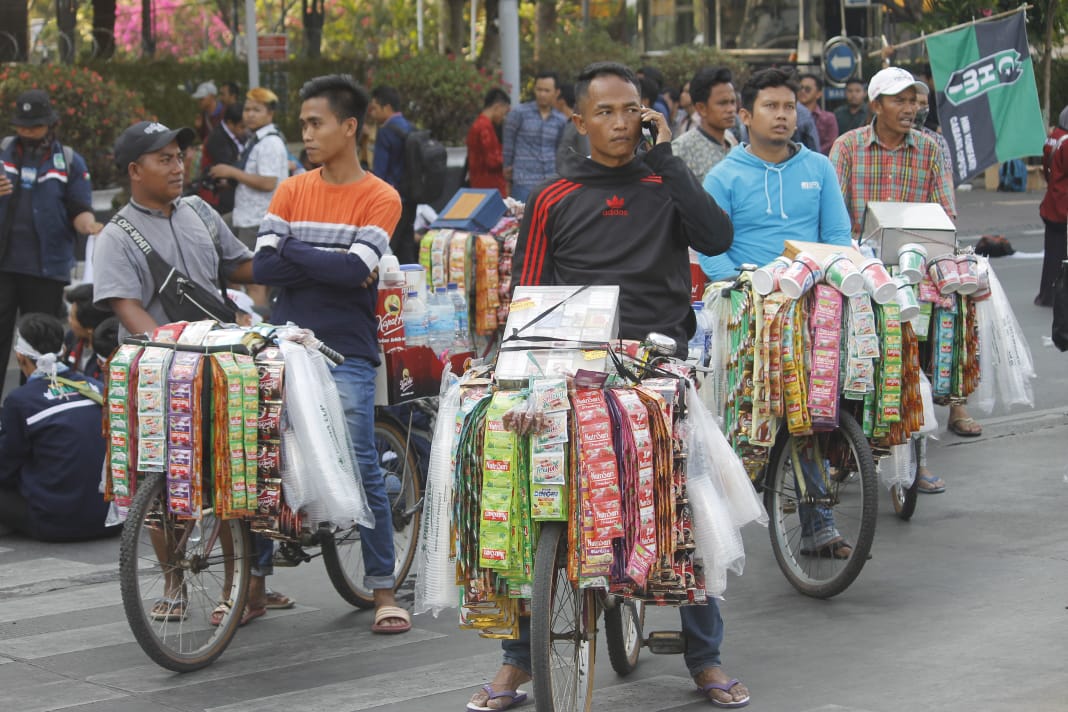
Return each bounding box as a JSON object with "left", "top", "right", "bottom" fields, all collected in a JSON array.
[
  {"left": 511, "top": 142, "right": 733, "bottom": 349},
  {"left": 0, "top": 137, "right": 93, "bottom": 281}
]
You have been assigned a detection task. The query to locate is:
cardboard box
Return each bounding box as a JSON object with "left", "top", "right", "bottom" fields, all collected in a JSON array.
[
  {"left": 783, "top": 240, "right": 867, "bottom": 266},
  {"left": 430, "top": 189, "right": 508, "bottom": 232},
  {"left": 859, "top": 202, "right": 956, "bottom": 264},
  {"left": 374, "top": 346, "right": 475, "bottom": 405}
]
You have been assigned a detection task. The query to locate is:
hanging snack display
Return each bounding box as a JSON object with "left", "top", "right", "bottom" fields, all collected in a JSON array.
[{"left": 102, "top": 321, "right": 370, "bottom": 533}]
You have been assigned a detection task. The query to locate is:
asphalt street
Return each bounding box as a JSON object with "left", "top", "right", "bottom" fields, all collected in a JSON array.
[{"left": 1, "top": 187, "right": 1065, "bottom": 712}]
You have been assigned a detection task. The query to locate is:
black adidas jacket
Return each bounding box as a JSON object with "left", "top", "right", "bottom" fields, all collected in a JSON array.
[{"left": 512, "top": 142, "right": 733, "bottom": 350}]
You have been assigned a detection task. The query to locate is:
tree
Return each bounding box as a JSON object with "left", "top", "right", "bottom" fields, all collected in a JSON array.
[
  {"left": 0, "top": 2, "right": 29, "bottom": 62},
  {"left": 91, "top": 0, "right": 117, "bottom": 59},
  {"left": 303, "top": 0, "right": 324, "bottom": 58}
]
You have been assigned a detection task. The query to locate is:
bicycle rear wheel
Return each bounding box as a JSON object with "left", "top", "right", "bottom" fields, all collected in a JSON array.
[
  {"left": 322, "top": 417, "right": 422, "bottom": 608},
  {"left": 119, "top": 472, "right": 251, "bottom": 672},
  {"left": 531, "top": 522, "right": 598, "bottom": 712},
  {"left": 604, "top": 597, "right": 644, "bottom": 677},
  {"left": 764, "top": 411, "right": 877, "bottom": 599}
]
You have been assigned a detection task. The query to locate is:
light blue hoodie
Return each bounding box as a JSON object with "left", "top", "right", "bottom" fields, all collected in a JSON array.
[{"left": 698, "top": 142, "right": 852, "bottom": 281}]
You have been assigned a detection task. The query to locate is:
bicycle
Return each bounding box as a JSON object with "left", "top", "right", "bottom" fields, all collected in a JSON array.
[{"left": 118, "top": 339, "right": 430, "bottom": 672}]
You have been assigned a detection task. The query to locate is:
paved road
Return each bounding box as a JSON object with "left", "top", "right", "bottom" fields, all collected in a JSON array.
[{"left": 1, "top": 188, "right": 1066, "bottom": 711}]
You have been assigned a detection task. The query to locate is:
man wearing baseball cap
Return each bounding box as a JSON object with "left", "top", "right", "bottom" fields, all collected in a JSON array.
[
  {"left": 0, "top": 89, "right": 101, "bottom": 401},
  {"left": 830, "top": 67, "right": 975, "bottom": 490},
  {"left": 192, "top": 81, "right": 222, "bottom": 142}
]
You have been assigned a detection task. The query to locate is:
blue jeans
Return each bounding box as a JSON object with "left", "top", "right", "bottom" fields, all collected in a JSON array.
[
  {"left": 332, "top": 356, "right": 395, "bottom": 590},
  {"left": 251, "top": 534, "right": 274, "bottom": 577},
  {"left": 797, "top": 448, "right": 842, "bottom": 550},
  {"left": 501, "top": 598, "right": 724, "bottom": 677}
]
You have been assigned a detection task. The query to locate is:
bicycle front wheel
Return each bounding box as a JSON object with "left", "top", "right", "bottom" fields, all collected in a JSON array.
[
  {"left": 322, "top": 417, "right": 422, "bottom": 608},
  {"left": 891, "top": 438, "right": 921, "bottom": 521},
  {"left": 604, "top": 597, "right": 644, "bottom": 677},
  {"left": 119, "top": 472, "right": 252, "bottom": 672},
  {"left": 764, "top": 411, "right": 877, "bottom": 599},
  {"left": 531, "top": 522, "right": 598, "bottom": 712}
]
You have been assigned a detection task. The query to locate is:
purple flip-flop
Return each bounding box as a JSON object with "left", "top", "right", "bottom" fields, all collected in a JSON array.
[
  {"left": 466, "top": 684, "right": 529, "bottom": 711},
  {"left": 701, "top": 678, "right": 750, "bottom": 708}
]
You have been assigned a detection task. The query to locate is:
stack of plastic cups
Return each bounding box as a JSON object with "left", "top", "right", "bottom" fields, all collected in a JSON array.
[
  {"left": 894, "top": 278, "right": 920, "bottom": 321},
  {"left": 896, "top": 243, "right": 928, "bottom": 284},
  {"left": 927, "top": 254, "right": 962, "bottom": 295},
  {"left": 955, "top": 253, "right": 980, "bottom": 295},
  {"left": 859, "top": 258, "right": 898, "bottom": 304},
  {"left": 821, "top": 252, "right": 865, "bottom": 296},
  {"left": 778, "top": 252, "right": 823, "bottom": 299},
  {"left": 751, "top": 256, "right": 792, "bottom": 295}
]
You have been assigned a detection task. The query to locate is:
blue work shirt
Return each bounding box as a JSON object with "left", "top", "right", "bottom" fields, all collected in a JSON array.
[
  {"left": 502, "top": 101, "right": 567, "bottom": 189},
  {"left": 0, "top": 138, "right": 93, "bottom": 282}
]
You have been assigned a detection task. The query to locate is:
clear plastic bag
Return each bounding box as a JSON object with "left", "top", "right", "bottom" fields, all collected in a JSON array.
[
  {"left": 974, "top": 259, "right": 1035, "bottom": 413},
  {"left": 414, "top": 376, "right": 464, "bottom": 617},
  {"left": 278, "top": 339, "right": 374, "bottom": 530},
  {"left": 918, "top": 371, "right": 938, "bottom": 435},
  {"left": 879, "top": 442, "right": 915, "bottom": 491}
]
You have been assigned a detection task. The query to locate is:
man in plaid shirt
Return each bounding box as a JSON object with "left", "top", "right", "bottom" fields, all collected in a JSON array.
[{"left": 830, "top": 66, "right": 975, "bottom": 493}]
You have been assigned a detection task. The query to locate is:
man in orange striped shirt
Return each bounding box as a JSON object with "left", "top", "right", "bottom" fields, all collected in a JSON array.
[{"left": 252, "top": 74, "right": 411, "bottom": 634}]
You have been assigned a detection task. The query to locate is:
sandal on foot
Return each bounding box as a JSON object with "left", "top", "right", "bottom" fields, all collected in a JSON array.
[
  {"left": 466, "top": 684, "right": 529, "bottom": 711},
  {"left": 948, "top": 417, "right": 982, "bottom": 437},
  {"left": 371, "top": 605, "right": 411, "bottom": 634},
  {"left": 700, "top": 678, "right": 750, "bottom": 708},
  {"left": 800, "top": 539, "right": 853, "bottom": 560},
  {"left": 917, "top": 474, "right": 947, "bottom": 494},
  {"left": 240, "top": 605, "right": 266, "bottom": 626},
  {"left": 264, "top": 589, "right": 295, "bottom": 609},
  {"left": 210, "top": 602, "right": 231, "bottom": 627},
  {"left": 150, "top": 597, "right": 186, "bottom": 622}
]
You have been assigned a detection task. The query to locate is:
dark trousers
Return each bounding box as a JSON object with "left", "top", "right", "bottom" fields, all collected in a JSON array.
[
  {"left": 0, "top": 272, "right": 66, "bottom": 401},
  {"left": 0, "top": 486, "right": 33, "bottom": 537},
  {"left": 1039, "top": 218, "right": 1067, "bottom": 304},
  {"left": 389, "top": 199, "right": 419, "bottom": 265}
]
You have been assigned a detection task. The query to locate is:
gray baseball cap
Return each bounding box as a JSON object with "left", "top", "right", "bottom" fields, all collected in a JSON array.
[{"left": 113, "top": 121, "right": 195, "bottom": 167}]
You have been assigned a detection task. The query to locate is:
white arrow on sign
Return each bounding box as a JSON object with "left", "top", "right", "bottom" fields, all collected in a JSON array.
[{"left": 830, "top": 54, "right": 854, "bottom": 71}]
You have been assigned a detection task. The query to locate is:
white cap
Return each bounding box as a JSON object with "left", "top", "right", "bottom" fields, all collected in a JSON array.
[
  {"left": 192, "top": 81, "right": 218, "bottom": 99},
  {"left": 868, "top": 67, "right": 928, "bottom": 101}
]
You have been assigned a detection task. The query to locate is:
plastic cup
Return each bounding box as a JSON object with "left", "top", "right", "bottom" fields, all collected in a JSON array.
[
  {"left": 971, "top": 259, "right": 992, "bottom": 301},
  {"left": 895, "top": 279, "right": 920, "bottom": 321},
  {"left": 859, "top": 258, "right": 897, "bottom": 304},
  {"left": 399, "top": 263, "right": 427, "bottom": 300},
  {"left": 822, "top": 252, "right": 865, "bottom": 297},
  {"left": 955, "top": 253, "right": 979, "bottom": 295},
  {"left": 927, "top": 254, "right": 961, "bottom": 295},
  {"left": 778, "top": 252, "right": 823, "bottom": 300},
  {"left": 752, "top": 256, "right": 792, "bottom": 295},
  {"left": 897, "top": 243, "right": 928, "bottom": 285}
]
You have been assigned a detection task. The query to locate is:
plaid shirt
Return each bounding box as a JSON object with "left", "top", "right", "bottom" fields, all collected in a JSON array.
[
  {"left": 830, "top": 122, "right": 956, "bottom": 238},
  {"left": 502, "top": 101, "right": 567, "bottom": 188}
]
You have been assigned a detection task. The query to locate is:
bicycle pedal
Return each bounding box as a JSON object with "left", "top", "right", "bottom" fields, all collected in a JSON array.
[
  {"left": 273, "top": 543, "right": 311, "bottom": 567},
  {"left": 644, "top": 630, "right": 686, "bottom": 655}
]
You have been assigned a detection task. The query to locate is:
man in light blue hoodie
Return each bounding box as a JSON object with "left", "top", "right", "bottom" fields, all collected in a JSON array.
[
  {"left": 699, "top": 68, "right": 857, "bottom": 561},
  {"left": 699, "top": 68, "right": 852, "bottom": 282}
]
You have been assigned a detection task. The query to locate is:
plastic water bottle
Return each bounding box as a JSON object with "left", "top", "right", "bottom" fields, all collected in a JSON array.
[
  {"left": 697, "top": 302, "right": 714, "bottom": 367},
  {"left": 447, "top": 282, "right": 471, "bottom": 351},
  {"left": 402, "top": 291, "right": 428, "bottom": 348},
  {"left": 688, "top": 301, "right": 706, "bottom": 365},
  {"left": 427, "top": 286, "right": 456, "bottom": 357}
]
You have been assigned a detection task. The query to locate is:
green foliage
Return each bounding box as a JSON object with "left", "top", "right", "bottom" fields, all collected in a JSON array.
[
  {"left": 643, "top": 46, "right": 752, "bottom": 92},
  {"left": 1036, "top": 57, "right": 1068, "bottom": 119},
  {"left": 907, "top": 1, "right": 1068, "bottom": 54},
  {"left": 0, "top": 63, "right": 150, "bottom": 186},
  {"left": 371, "top": 54, "right": 502, "bottom": 144},
  {"left": 523, "top": 25, "right": 642, "bottom": 88}
]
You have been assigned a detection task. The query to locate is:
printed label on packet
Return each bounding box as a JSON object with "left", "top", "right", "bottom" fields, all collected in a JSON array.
[{"left": 530, "top": 449, "right": 566, "bottom": 485}]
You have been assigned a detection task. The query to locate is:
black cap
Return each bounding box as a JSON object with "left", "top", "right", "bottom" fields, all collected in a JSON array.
[
  {"left": 113, "top": 121, "right": 196, "bottom": 168},
  {"left": 12, "top": 90, "right": 58, "bottom": 127}
]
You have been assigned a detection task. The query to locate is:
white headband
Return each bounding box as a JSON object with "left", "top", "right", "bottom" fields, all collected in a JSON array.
[{"left": 14, "top": 330, "right": 60, "bottom": 386}]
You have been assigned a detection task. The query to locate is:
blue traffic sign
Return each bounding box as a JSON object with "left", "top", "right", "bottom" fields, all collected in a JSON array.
[{"left": 825, "top": 43, "right": 858, "bottom": 84}]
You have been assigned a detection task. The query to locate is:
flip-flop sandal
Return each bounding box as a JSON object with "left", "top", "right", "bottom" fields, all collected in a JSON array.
[
  {"left": 799, "top": 539, "right": 853, "bottom": 560},
  {"left": 264, "top": 589, "right": 295, "bottom": 609},
  {"left": 150, "top": 597, "right": 186, "bottom": 622},
  {"left": 917, "top": 474, "right": 947, "bottom": 494},
  {"left": 210, "top": 601, "right": 232, "bottom": 627},
  {"left": 466, "top": 684, "right": 529, "bottom": 711},
  {"left": 371, "top": 605, "right": 412, "bottom": 634},
  {"left": 240, "top": 606, "right": 266, "bottom": 626},
  {"left": 948, "top": 417, "right": 982, "bottom": 437},
  {"left": 700, "top": 678, "right": 750, "bottom": 708}
]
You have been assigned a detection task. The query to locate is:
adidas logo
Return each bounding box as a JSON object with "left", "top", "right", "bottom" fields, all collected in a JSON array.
[{"left": 602, "top": 194, "right": 628, "bottom": 217}]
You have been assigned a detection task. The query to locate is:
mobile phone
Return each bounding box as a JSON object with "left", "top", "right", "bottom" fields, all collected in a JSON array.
[{"left": 641, "top": 120, "right": 658, "bottom": 145}]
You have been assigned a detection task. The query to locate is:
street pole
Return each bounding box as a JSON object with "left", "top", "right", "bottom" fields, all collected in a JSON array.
[
  {"left": 246, "top": 0, "right": 259, "bottom": 89},
  {"left": 500, "top": 0, "right": 520, "bottom": 105},
  {"left": 470, "top": 0, "right": 478, "bottom": 60},
  {"left": 417, "top": 0, "right": 425, "bottom": 49}
]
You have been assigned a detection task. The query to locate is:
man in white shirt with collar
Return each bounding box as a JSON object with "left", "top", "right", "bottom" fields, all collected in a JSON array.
[{"left": 209, "top": 86, "right": 289, "bottom": 310}]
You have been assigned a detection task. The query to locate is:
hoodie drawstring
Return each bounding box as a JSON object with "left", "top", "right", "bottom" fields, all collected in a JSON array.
[{"left": 762, "top": 163, "right": 789, "bottom": 220}]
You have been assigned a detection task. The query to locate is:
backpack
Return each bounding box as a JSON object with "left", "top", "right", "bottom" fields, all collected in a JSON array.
[
  {"left": 388, "top": 123, "right": 447, "bottom": 204},
  {"left": 1, "top": 136, "right": 75, "bottom": 178},
  {"left": 237, "top": 129, "right": 285, "bottom": 170},
  {"left": 997, "top": 159, "right": 1027, "bottom": 192}
]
